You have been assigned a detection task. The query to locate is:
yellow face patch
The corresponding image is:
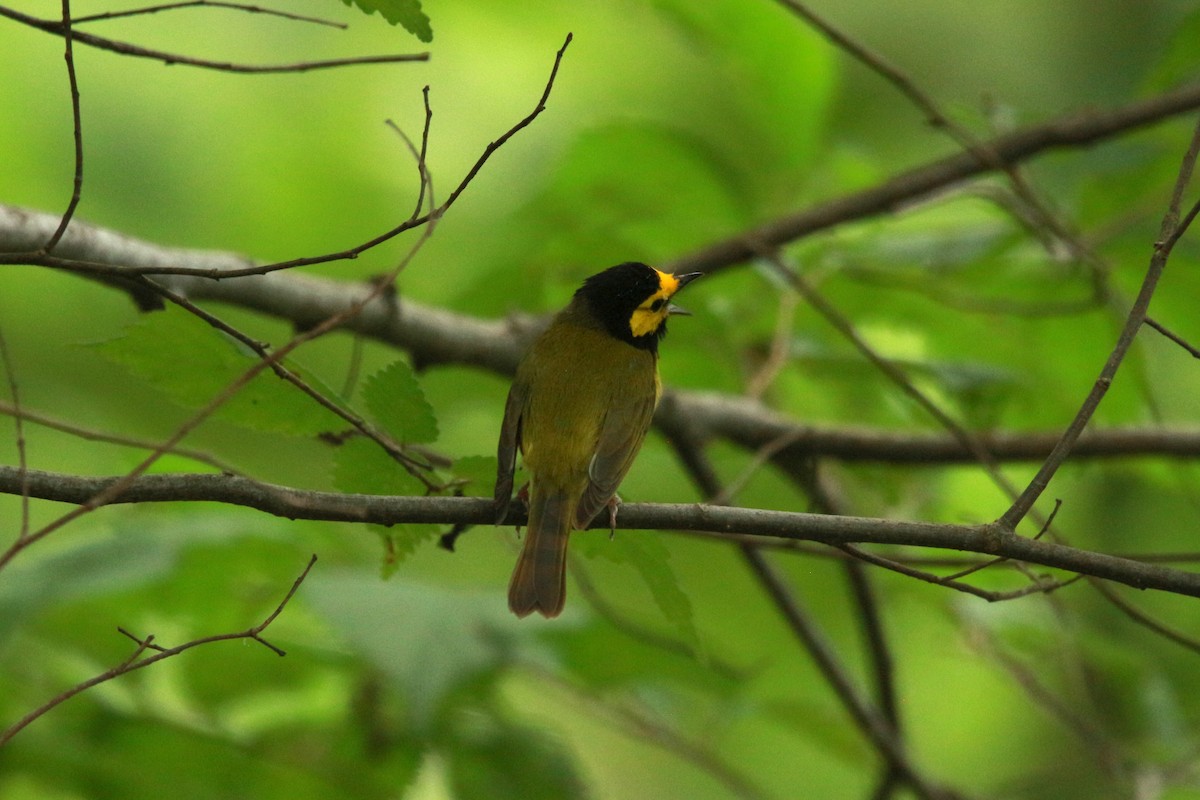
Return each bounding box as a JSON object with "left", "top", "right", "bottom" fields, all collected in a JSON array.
[{"left": 628, "top": 269, "right": 680, "bottom": 338}]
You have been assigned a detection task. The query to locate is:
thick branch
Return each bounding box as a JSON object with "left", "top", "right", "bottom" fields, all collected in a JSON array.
[
  {"left": 3, "top": 205, "right": 1200, "bottom": 468},
  {"left": 3, "top": 465, "right": 1198, "bottom": 598}
]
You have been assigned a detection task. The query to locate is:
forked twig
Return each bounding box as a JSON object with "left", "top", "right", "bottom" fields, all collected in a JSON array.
[
  {"left": 1000, "top": 121, "right": 1200, "bottom": 529},
  {"left": 0, "top": 33, "right": 573, "bottom": 568},
  {"left": 0, "top": 554, "right": 317, "bottom": 747}
]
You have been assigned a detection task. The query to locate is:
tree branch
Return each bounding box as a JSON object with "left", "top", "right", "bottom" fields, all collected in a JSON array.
[
  {"left": 3, "top": 465, "right": 1198, "bottom": 597},
  {"left": 665, "top": 81, "right": 1200, "bottom": 276},
  {"left": 3, "top": 205, "right": 1200, "bottom": 468},
  {"left": 1000, "top": 116, "right": 1200, "bottom": 528}
]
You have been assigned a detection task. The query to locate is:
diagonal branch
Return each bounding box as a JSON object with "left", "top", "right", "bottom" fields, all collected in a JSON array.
[
  {"left": 665, "top": 81, "right": 1200, "bottom": 276},
  {"left": 999, "top": 117, "right": 1200, "bottom": 528}
]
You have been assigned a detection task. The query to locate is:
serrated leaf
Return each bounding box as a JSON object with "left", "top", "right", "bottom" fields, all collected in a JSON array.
[
  {"left": 340, "top": 0, "right": 432, "bottom": 42},
  {"left": 333, "top": 438, "right": 439, "bottom": 568},
  {"left": 361, "top": 359, "right": 439, "bottom": 445},
  {"left": 576, "top": 533, "right": 699, "bottom": 654},
  {"left": 91, "top": 309, "right": 349, "bottom": 437},
  {"left": 374, "top": 525, "right": 440, "bottom": 577}
]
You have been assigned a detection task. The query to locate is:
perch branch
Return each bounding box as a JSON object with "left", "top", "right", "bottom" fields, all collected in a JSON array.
[{"left": 1, "top": 466, "right": 1198, "bottom": 598}]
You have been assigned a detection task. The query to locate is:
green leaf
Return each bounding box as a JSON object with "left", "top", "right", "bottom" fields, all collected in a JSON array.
[
  {"left": 443, "top": 717, "right": 587, "bottom": 800},
  {"left": 576, "top": 533, "right": 699, "bottom": 654},
  {"left": 374, "top": 525, "right": 441, "bottom": 576},
  {"left": 305, "top": 571, "right": 521, "bottom": 729},
  {"left": 332, "top": 437, "right": 440, "bottom": 569},
  {"left": 361, "top": 359, "right": 439, "bottom": 445},
  {"left": 450, "top": 455, "right": 500, "bottom": 498},
  {"left": 340, "top": 0, "right": 432, "bottom": 42},
  {"left": 332, "top": 436, "right": 428, "bottom": 496},
  {"left": 91, "top": 308, "right": 349, "bottom": 437}
]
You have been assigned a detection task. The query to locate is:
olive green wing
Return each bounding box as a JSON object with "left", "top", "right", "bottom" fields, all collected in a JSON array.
[
  {"left": 493, "top": 378, "right": 529, "bottom": 524},
  {"left": 573, "top": 393, "right": 657, "bottom": 529}
]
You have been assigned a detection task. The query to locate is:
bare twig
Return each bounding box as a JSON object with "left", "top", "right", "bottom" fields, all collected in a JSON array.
[
  {"left": 741, "top": 548, "right": 962, "bottom": 799},
  {"left": 0, "top": 35, "right": 571, "bottom": 568},
  {"left": 0, "top": 5, "right": 427, "bottom": 73},
  {"left": 665, "top": 82, "right": 1200, "bottom": 277},
  {"left": 0, "top": 399, "right": 240, "bottom": 474},
  {"left": 1088, "top": 579, "right": 1200, "bottom": 656},
  {"left": 72, "top": 1, "right": 347, "bottom": 28},
  {"left": 755, "top": 248, "right": 1023, "bottom": 505},
  {"left": 136, "top": 273, "right": 440, "bottom": 488},
  {"left": 41, "top": 0, "right": 84, "bottom": 253},
  {"left": 0, "top": 37, "right": 570, "bottom": 283},
  {"left": 1145, "top": 316, "right": 1200, "bottom": 358},
  {"left": 0, "top": 329, "right": 30, "bottom": 539},
  {"left": 771, "top": 0, "right": 1109, "bottom": 301},
  {"left": 839, "top": 543, "right": 1080, "bottom": 601},
  {"left": 659, "top": 423, "right": 951, "bottom": 798},
  {"left": 1000, "top": 119, "right": 1200, "bottom": 529},
  {"left": 0, "top": 554, "right": 317, "bottom": 747}
]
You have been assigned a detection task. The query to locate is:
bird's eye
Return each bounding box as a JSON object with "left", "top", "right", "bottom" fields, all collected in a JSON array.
[{"left": 649, "top": 298, "right": 665, "bottom": 312}]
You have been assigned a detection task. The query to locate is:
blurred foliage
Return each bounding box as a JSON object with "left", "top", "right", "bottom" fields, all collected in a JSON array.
[{"left": 2, "top": 0, "right": 1200, "bottom": 798}]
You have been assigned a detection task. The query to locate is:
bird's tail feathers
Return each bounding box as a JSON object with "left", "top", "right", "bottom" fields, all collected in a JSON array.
[{"left": 508, "top": 487, "right": 574, "bottom": 618}]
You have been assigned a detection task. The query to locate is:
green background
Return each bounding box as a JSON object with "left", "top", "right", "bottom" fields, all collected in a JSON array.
[{"left": 2, "top": 0, "right": 1200, "bottom": 797}]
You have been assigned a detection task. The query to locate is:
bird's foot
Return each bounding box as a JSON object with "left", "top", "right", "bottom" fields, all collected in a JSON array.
[{"left": 607, "top": 493, "right": 622, "bottom": 540}]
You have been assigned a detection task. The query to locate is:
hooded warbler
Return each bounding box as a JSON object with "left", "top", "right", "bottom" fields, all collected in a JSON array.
[{"left": 494, "top": 262, "right": 701, "bottom": 618}]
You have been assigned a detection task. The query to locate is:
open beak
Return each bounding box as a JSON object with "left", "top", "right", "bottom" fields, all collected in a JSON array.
[{"left": 667, "top": 271, "right": 702, "bottom": 316}]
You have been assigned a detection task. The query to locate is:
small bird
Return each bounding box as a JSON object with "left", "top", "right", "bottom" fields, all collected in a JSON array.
[{"left": 494, "top": 262, "right": 702, "bottom": 618}]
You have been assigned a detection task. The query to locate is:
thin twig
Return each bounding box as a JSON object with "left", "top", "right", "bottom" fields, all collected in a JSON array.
[
  {"left": 0, "top": 554, "right": 317, "bottom": 747},
  {"left": 839, "top": 543, "right": 1081, "bottom": 601},
  {"left": 1088, "top": 579, "right": 1200, "bottom": 656},
  {"left": 136, "top": 276, "right": 440, "bottom": 486},
  {"left": 0, "top": 5, "right": 426, "bottom": 73},
  {"left": 740, "top": 547, "right": 962, "bottom": 800},
  {"left": 0, "top": 35, "right": 571, "bottom": 567},
  {"left": 72, "top": 1, "right": 347, "bottom": 28},
  {"left": 1001, "top": 118, "right": 1200, "bottom": 529},
  {"left": 2, "top": 35, "right": 570, "bottom": 283},
  {"left": 41, "top": 0, "right": 84, "bottom": 253},
  {"left": 0, "top": 328, "right": 30, "bottom": 539},
  {"left": 660, "top": 410, "right": 952, "bottom": 798},
  {"left": 1145, "top": 317, "right": 1200, "bottom": 358},
  {"left": 0, "top": 399, "right": 240, "bottom": 474}
]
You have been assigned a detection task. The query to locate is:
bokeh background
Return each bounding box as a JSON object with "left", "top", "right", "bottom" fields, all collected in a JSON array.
[{"left": 2, "top": 1, "right": 1200, "bottom": 797}]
